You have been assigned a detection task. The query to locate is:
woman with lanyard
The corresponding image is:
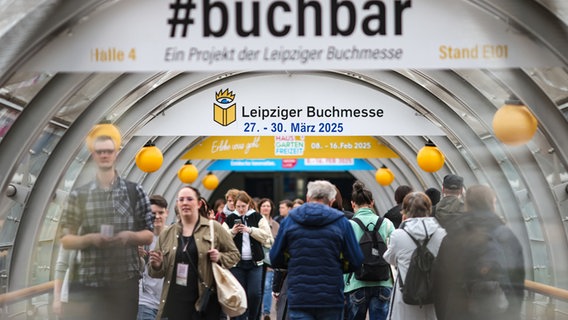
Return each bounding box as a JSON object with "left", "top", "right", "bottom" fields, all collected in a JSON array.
[
  {"left": 223, "top": 190, "right": 272, "bottom": 320},
  {"left": 149, "top": 186, "right": 240, "bottom": 320}
]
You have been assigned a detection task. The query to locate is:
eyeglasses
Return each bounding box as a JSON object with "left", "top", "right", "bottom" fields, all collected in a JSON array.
[
  {"left": 94, "top": 149, "right": 115, "bottom": 155},
  {"left": 178, "top": 197, "right": 196, "bottom": 202}
]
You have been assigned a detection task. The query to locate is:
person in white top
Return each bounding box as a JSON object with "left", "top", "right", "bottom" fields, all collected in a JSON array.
[
  {"left": 222, "top": 191, "right": 272, "bottom": 320},
  {"left": 137, "top": 195, "right": 169, "bottom": 320},
  {"left": 383, "top": 192, "right": 446, "bottom": 320}
]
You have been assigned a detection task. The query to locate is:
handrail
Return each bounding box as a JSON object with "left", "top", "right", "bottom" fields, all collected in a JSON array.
[
  {"left": 0, "top": 279, "right": 566, "bottom": 307},
  {"left": 0, "top": 280, "right": 54, "bottom": 304},
  {"left": 525, "top": 279, "right": 568, "bottom": 302}
]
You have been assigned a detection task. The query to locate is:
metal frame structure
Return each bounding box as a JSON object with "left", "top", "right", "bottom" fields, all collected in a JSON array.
[{"left": 0, "top": 0, "right": 567, "bottom": 318}]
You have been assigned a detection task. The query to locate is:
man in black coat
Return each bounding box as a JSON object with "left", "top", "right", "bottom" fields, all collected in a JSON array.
[
  {"left": 384, "top": 185, "right": 412, "bottom": 228},
  {"left": 433, "top": 185, "right": 525, "bottom": 320}
]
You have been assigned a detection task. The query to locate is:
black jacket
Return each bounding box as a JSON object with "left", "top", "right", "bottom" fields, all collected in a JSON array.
[
  {"left": 433, "top": 210, "right": 525, "bottom": 320},
  {"left": 384, "top": 204, "right": 402, "bottom": 229},
  {"left": 225, "top": 211, "right": 265, "bottom": 262}
]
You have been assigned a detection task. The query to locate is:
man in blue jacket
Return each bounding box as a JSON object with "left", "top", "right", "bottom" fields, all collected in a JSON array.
[{"left": 270, "top": 180, "right": 363, "bottom": 320}]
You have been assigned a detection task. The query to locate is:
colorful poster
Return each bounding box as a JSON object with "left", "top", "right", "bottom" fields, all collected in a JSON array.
[{"left": 182, "top": 136, "right": 399, "bottom": 159}]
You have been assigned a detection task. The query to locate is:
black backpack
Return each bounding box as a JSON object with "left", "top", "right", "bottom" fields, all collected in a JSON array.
[
  {"left": 399, "top": 220, "right": 435, "bottom": 306},
  {"left": 463, "top": 225, "right": 513, "bottom": 315},
  {"left": 352, "top": 217, "right": 390, "bottom": 281}
]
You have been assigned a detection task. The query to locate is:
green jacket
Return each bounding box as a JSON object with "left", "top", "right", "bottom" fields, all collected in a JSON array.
[
  {"left": 344, "top": 207, "right": 395, "bottom": 292},
  {"left": 149, "top": 216, "right": 240, "bottom": 319}
]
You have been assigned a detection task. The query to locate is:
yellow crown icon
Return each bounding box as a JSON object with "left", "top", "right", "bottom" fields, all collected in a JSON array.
[
  {"left": 214, "top": 88, "right": 236, "bottom": 126},
  {"left": 215, "top": 89, "right": 235, "bottom": 103}
]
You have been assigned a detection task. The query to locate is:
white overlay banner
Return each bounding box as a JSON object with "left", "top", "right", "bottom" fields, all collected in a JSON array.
[{"left": 22, "top": 0, "right": 562, "bottom": 72}]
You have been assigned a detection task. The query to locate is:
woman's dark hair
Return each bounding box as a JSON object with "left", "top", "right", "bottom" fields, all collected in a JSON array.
[
  {"left": 424, "top": 187, "right": 441, "bottom": 206},
  {"left": 181, "top": 185, "right": 201, "bottom": 199},
  {"left": 258, "top": 198, "right": 276, "bottom": 217},
  {"left": 214, "top": 198, "right": 225, "bottom": 212},
  {"left": 177, "top": 186, "right": 202, "bottom": 219},
  {"left": 351, "top": 180, "right": 374, "bottom": 206},
  {"left": 331, "top": 186, "right": 344, "bottom": 211},
  {"left": 198, "top": 196, "right": 211, "bottom": 218},
  {"left": 394, "top": 185, "right": 413, "bottom": 204}
]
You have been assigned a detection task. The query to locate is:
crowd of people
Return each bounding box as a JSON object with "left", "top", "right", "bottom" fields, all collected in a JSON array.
[{"left": 52, "top": 135, "right": 525, "bottom": 320}]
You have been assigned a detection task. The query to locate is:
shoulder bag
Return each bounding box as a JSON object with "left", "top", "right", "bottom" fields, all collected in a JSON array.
[
  {"left": 184, "top": 237, "right": 214, "bottom": 315},
  {"left": 209, "top": 220, "right": 247, "bottom": 317}
]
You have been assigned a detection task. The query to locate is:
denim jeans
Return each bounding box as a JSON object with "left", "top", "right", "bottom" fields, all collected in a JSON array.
[
  {"left": 345, "top": 286, "right": 391, "bottom": 320},
  {"left": 288, "top": 307, "right": 343, "bottom": 320},
  {"left": 230, "top": 260, "right": 263, "bottom": 320},
  {"left": 263, "top": 270, "right": 274, "bottom": 315},
  {"left": 137, "top": 304, "right": 158, "bottom": 320}
]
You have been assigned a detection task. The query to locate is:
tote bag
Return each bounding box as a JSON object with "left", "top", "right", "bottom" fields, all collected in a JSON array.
[{"left": 209, "top": 220, "right": 247, "bottom": 317}]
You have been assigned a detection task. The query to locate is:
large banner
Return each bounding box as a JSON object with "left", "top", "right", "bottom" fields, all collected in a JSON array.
[
  {"left": 23, "top": 0, "right": 562, "bottom": 71},
  {"left": 136, "top": 73, "right": 445, "bottom": 136}
]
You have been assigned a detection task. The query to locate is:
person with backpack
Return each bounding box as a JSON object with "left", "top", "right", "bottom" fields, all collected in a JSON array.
[
  {"left": 383, "top": 192, "right": 446, "bottom": 320},
  {"left": 59, "top": 135, "right": 154, "bottom": 319},
  {"left": 344, "top": 181, "right": 396, "bottom": 320},
  {"left": 433, "top": 185, "right": 525, "bottom": 320},
  {"left": 270, "top": 180, "right": 363, "bottom": 320}
]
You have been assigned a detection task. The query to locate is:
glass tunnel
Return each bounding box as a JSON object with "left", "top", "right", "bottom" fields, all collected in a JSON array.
[{"left": 0, "top": 0, "right": 567, "bottom": 319}]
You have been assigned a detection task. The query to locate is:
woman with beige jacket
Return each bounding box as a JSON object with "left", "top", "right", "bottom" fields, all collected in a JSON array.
[{"left": 149, "top": 186, "right": 240, "bottom": 320}]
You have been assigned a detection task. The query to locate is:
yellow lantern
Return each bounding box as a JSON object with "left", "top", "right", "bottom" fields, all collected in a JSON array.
[
  {"left": 202, "top": 172, "right": 219, "bottom": 190},
  {"left": 178, "top": 160, "right": 199, "bottom": 184},
  {"left": 375, "top": 165, "right": 395, "bottom": 186},
  {"left": 492, "top": 98, "right": 538, "bottom": 146},
  {"left": 86, "top": 120, "right": 122, "bottom": 152},
  {"left": 135, "top": 140, "right": 163, "bottom": 173},
  {"left": 417, "top": 140, "right": 445, "bottom": 172}
]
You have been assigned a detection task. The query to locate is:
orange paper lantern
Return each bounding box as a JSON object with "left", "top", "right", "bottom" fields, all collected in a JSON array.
[
  {"left": 178, "top": 161, "right": 199, "bottom": 183},
  {"left": 492, "top": 99, "right": 538, "bottom": 146},
  {"left": 375, "top": 165, "right": 395, "bottom": 186},
  {"left": 135, "top": 141, "right": 163, "bottom": 173},
  {"left": 417, "top": 140, "right": 445, "bottom": 173},
  {"left": 202, "top": 172, "right": 219, "bottom": 190}
]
